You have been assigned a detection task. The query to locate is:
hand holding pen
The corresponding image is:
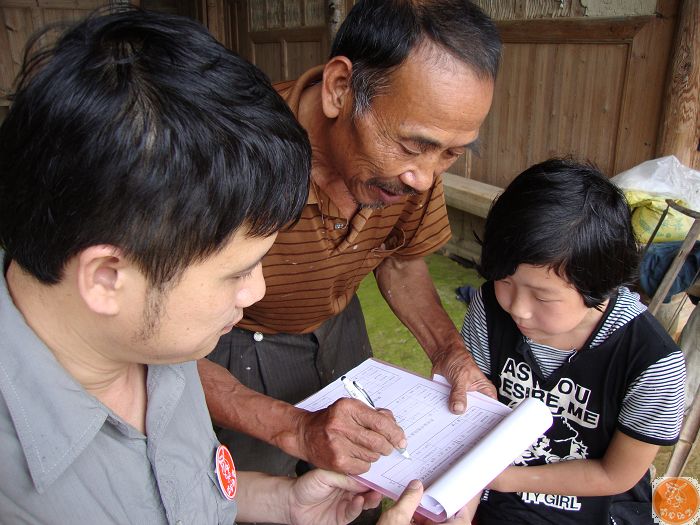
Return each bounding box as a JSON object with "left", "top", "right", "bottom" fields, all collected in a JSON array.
[{"left": 341, "top": 375, "right": 411, "bottom": 459}]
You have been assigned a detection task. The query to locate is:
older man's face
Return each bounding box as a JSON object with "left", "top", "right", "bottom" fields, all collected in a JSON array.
[{"left": 336, "top": 43, "right": 494, "bottom": 209}]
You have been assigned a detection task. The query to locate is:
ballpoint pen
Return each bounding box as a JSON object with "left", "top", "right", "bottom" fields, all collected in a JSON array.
[{"left": 341, "top": 375, "right": 411, "bottom": 459}]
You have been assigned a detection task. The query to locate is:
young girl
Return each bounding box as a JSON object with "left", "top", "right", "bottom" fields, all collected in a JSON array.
[{"left": 461, "top": 158, "right": 686, "bottom": 524}]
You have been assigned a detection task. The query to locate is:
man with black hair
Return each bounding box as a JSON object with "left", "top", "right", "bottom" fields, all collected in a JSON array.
[
  {"left": 201, "top": 0, "right": 502, "bottom": 488},
  {"left": 0, "top": 7, "right": 431, "bottom": 523}
]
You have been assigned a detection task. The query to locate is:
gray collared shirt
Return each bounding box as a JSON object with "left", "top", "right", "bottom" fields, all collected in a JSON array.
[{"left": 0, "top": 263, "right": 237, "bottom": 524}]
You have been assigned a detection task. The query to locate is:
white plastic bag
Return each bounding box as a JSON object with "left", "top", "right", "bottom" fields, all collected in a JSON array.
[
  {"left": 612, "top": 155, "right": 700, "bottom": 210},
  {"left": 611, "top": 156, "right": 700, "bottom": 243}
]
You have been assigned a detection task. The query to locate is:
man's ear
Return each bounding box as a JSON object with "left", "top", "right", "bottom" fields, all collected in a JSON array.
[
  {"left": 76, "top": 245, "right": 131, "bottom": 316},
  {"left": 321, "top": 56, "right": 354, "bottom": 119}
]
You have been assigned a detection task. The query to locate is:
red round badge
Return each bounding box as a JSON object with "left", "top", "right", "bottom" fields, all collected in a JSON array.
[{"left": 215, "top": 445, "right": 237, "bottom": 500}]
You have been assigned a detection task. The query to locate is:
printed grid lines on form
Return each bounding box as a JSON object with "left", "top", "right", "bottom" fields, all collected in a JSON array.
[
  {"left": 379, "top": 386, "right": 507, "bottom": 487},
  {"left": 297, "top": 363, "right": 403, "bottom": 412}
]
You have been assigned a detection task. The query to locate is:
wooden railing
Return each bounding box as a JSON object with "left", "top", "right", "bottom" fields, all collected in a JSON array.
[{"left": 441, "top": 173, "right": 502, "bottom": 263}]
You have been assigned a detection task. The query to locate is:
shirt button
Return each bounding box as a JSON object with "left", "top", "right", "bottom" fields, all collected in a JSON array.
[
  {"left": 253, "top": 332, "right": 264, "bottom": 342},
  {"left": 176, "top": 521, "right": 183, "bottom": 525}
]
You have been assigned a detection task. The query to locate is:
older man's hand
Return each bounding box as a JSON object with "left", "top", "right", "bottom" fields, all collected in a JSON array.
[
  {"left": 296, "top": 398, "right": 408, "bottom": 474},
  {"left": 430, "top": 342, "right": 497, "bottom": 413}
]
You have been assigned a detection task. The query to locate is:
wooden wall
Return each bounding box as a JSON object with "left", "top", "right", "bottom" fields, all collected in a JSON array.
[
  {"left": 0, "top": 0, "right": 201, "bottom": 105},
  {"left": 0, "top": 0, "right": 107, "bottom": 107},
  {"left": 449, "top": 11, "right": 680, "bottom": 187},
  {"left": 1, "top": 0, "right": 693, "bottom": 183},
  {"left": 0, "top": 0, "right": 201, "bottom": 115},
  {"left": 0, "top": 0, "right": 331, "bottom": 114},
  {"left": 442, "top": 2, "right": 685, "bottom": 263},
  {"left": 232, "top": 0, "right": 330, "bottom": 83}
]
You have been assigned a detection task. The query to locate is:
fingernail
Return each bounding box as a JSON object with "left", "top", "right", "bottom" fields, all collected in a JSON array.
[
  {"left": 399, "top": 438, "right": 408, "bottom": 449},
  {"left": 408, "top": 479, "right": 422, "bottom": 490},
  {"left": 452, "top": 401, "right": 465, "bottom": 413}
]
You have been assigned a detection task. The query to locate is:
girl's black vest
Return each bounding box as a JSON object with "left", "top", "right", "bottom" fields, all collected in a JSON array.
[{"left": 475, "top": 281, "right": 678, "bottom": 525}]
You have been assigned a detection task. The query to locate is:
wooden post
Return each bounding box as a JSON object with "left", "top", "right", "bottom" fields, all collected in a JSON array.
[
  {"left": 656, "top": 0, "right": 700, "bottom": 170},
  {"left": 328, "top": 1, "right": 346, "bottom": 42},
  {"left": 203, "top": 0, "right": 224, "bottom": 45}
]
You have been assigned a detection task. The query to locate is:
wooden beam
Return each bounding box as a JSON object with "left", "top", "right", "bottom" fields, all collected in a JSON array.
[
  {"left": 656, "top": 0, "right": 700, "bottom": 170},
  {"left": 247, "top": 26, "right": 328, "bottom": 43},
  {"left": 204, "top": 0, "right": 224, "bottom": 44},
  {"left": 442, "top": 238, "right": 482, "bottom": 265},
  {"left": 442, "top": 173, "right": 502, "bottom": 219},
  {"left": 613, "top": 1, "right": 679, "bottom": 174},
  {"left": 496, "top": 16, "right": 652, "bottom": 44}
]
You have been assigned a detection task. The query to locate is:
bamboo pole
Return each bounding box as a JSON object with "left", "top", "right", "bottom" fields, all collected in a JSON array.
[
  {"left": 647, "top": 201, "right": 700, "bottom": 316},
  {"left": 666, "top": 383, "right": 700, "bottom": 477}
]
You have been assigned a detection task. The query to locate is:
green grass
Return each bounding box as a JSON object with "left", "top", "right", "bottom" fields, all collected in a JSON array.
[{"left": 357, "top": 252, "right": 699, "bottom": 479}]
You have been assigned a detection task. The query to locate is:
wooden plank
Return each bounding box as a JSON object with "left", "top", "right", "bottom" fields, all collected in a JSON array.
[
  {"left": 266, "top": 0, "right": 283, "bottom": 29},
  {"left": 0, "top": 8, "right": 14, "bottom": 100},
  {"left": 474, "top": 0, "right": 586, "bottom": 20},
  {"left": 248, "top": 25, "right": 327, "bottom": 42},
  {"left": 36, "top": 0, "right": 101, "bottom": 8},
  {"left": 442, "top": 237, "right": 482, "bottom": 265},
  {"left": 0, "top": 0, "right": 38, "bottom": 7},
  {"left": 283, "top": 0, "right": 301, "bottom": 27},
  {"left": 233, "top": 0, "right": 249, "bottom": 55},
  {"left": 233, "top": 0, "right": 327, "bottom": 81},
  {"left": 446, "top": 205, "right": 465, "bottom": 245},
  {"left": 42, "top": 7, "right": 92, "bottom": 24},
  {"left": 286, "top": 40, "right": 322, "bottom": 79},
  {"left": 443, "top": 207, "right": 488, "bottom": 264},
  {"left": 304, "top": 0, "right": 323, "bottom": 26},
  {"left": 471, "top": 40, "right": 628, "bottom": 186},
  {"left": 442, "top": 173, "right": 501, "bottom": 218},
  {"left": 252, "top": 41, "right": 282, "bottom": 82},
  {"left": 328, "top": 0, "right": 347, "bottom": 40},
  {"left": 615, "top": 0, "right": 679, "bottom": 174},
  {"left": 497, "top": 16, "right": 651, "bottom": 44},
  {"left": 1, "top": 7, "right": 40, "bottom": 98},
  {"left": 0, "top": 1, "right": 115, "bottom": 102},
  {"left": 246, "top": 24, "right": 327, "bottom": 81}
]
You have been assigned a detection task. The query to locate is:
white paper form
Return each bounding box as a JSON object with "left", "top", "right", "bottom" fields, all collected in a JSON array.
[{"left": 296, "top": 358, "right": 553, "bottom": 523}]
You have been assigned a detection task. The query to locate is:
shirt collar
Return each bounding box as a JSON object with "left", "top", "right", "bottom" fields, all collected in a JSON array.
[
  {"left": 0, "top": 261, "right": 184, "bottom": 493},
  {"left": 278, "top": 65, "right": 344, "bottom": 220},
  {"left": 281, "top": 66, "right": 392, "bottom": 223},
  {"left": 281, "top": 64, "right": 324, "bottom": 117}
]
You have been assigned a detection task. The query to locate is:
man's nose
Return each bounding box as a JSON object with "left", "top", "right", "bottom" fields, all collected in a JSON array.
[
  {"left": 238, "top": 266, "right": 267, "bottom": 308},
  {"left": 398, "top": 168, "right": 433, "bottom": 193}
]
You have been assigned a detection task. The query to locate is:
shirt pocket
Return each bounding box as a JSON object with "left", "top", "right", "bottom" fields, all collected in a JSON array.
[{"left": 370, "top": 227, "right": 406, "bottom": 258}]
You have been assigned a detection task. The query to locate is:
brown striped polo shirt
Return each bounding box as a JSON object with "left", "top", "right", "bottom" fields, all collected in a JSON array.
[{"left": 238, "top": 66, "right": 452, "bottom": 334}]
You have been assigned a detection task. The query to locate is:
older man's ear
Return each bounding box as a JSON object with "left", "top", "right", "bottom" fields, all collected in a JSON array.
[{"left": 321, "top": 55, "right": 354, "bottom": 119}]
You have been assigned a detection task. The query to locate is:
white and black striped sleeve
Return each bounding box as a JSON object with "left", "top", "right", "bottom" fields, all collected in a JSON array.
[
  {"left": 460, "top": 288, "right": 491, "bottom": 377},
  {"left": 618, "top": 351, "right": 686, "bottom": 443}
]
